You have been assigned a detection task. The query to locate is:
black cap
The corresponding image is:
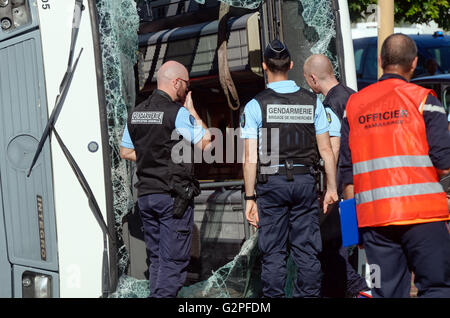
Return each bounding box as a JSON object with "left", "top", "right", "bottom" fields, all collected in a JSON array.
[{"left": 264, "top": 39, "right": 290, "bottom": 60}]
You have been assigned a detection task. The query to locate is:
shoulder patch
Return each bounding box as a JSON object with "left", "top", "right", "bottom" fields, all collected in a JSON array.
[
  {"left": 189, "top": 114, "right": 196, "bottom": 126},
  {"left": 240, "top": 112, "right": 246, "bottom": 128},
  {"left": 327, "top": 111, "right": 332, "bottom": 123}
]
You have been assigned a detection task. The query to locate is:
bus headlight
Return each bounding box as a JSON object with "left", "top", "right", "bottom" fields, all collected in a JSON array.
[
  {"left": 0, "top": 0, "right": 31, "bottom": 32},
  {"left": 12, "top": 5, "right": 29, "bottom": 28},
  {"left": 22, "top": 272, "right": 52, "bottom": 298},
  {"left": 1, "top": 17, "right": 11, "bottom": 30}
]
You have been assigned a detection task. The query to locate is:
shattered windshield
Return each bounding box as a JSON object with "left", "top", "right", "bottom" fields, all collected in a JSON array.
[
  {"left": 96, "top": 0, "right": 339, "bottom": 298},
  {"left": 96, "top": 0, "right": 140, "bottom": 275},
  {"left": 284, "top": 0, "right": 339, "bottom": 88}
]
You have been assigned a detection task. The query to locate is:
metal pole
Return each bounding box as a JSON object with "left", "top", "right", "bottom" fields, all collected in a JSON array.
[
  {"left": 199, "top": 180, "right": 244, "bottom": 189},
  {"left": 377, "top": 0, "right": 394, "bottom": 78}
]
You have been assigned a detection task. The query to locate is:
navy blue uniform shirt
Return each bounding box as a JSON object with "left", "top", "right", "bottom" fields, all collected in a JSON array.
[{"left": 339, "top": 73, "right": 450, "bottom": 187}]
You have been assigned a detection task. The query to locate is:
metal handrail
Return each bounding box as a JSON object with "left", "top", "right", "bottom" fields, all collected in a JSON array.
[{"left": 199, "top": 180, "right": 244, "bottom": 189}]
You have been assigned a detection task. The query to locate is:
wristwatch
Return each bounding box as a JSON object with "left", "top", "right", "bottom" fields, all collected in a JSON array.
[{"left": 244, "top": 194, "right": 257, "bottom": 201}]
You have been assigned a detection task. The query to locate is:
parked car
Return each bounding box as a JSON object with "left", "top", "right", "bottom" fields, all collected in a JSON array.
[
  {"left": 353, "top": 32, "right": 450, "bottom": 91},
  {"left": 411, "top": 74, "right": 450, "bottom": 116}
]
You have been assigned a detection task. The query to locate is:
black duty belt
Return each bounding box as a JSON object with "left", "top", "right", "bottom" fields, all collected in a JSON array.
[
  {"left": 276, "top": 165, "right": 312, "bottom": 176},
  {"left": 259, "top": 159, "right": 314, "bottom": 182}
]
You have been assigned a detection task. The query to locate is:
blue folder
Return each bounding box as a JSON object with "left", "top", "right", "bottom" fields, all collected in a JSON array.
[{"left": 339, "top": 198, "right": 359, "bottom": 247}]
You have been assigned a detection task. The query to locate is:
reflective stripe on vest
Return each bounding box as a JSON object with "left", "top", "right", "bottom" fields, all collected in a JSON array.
[
  {"left": 355, "top": 182, "right": 444, "bottom": 205},
  {"left": 353, "top": 155, "right": 433, "bottom": 176},
  {"left": 422, "top": 104, "right": 447, "bottom": 114}
]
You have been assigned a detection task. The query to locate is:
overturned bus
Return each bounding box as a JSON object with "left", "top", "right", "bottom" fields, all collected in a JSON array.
[{"left": 0, "top": 0, "right": 357, "bottom": 297}]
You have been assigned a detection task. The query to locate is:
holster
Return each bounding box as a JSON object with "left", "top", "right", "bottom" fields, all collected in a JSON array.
[
  {"left": 313, "top": 159, "right": 324, "bottom": 193},
  {"left": 257, "top": 162, "right": 268, "bottom": 184},
  {"left": 172, "top": 180, "right": 201, "bottom": 219},
  {"left": 284, "top": 159, "right": 294, "bottom": 181}
]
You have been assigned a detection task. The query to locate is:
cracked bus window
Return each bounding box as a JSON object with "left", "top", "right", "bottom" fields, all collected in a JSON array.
[{"left": 97, "top": 0, "right": 341, "bottom": 298}]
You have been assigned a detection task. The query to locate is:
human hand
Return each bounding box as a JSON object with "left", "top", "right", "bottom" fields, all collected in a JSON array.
[
  {"left": 323, "top": 189, "right": 338, "bottom": 213},
  {"left": 245, "top": 200, "right": 259, "bottom": 228},
  {"left": 183, "top": 91, "right": 194, "bottom": 112}
]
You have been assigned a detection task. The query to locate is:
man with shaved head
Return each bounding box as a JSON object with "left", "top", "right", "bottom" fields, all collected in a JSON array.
[
  {"left": 303, "top": 54, "right": 369, "bottom": 298},
  {"left": 340, "top": 33, "right": 450, "bottom": 297},
  {"left": 304, "top": 54, "right": 355, "bottom": 160},
  {"left": 123, "top": 60, "right": 211, "bottom": 297}
]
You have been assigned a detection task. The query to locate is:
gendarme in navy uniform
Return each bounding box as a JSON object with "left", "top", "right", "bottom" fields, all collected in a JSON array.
[
  {"left": 127, "top": 60, "right": 210, "bottom": 298},
  {"left": 241, "top": 40, "right": 338, "bottom": 298},
  {"left": 303, "top": 54, "right": 369, "bottom": 297}
]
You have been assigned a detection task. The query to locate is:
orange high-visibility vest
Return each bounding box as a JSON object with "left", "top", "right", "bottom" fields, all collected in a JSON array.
[{"left": 346, "top": 78, "right": 449, "bottom": 227}]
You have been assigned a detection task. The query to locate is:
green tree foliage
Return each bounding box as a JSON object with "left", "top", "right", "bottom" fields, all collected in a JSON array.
[{"left": 348, "top": 0, "right": 450, "bottom": 30}]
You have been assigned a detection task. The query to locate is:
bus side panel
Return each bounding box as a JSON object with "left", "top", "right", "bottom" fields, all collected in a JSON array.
[
  {"left": 37, "top": 0, "right": 110, "bottom": 297},
  {"left": 0, "top": 30, "right": 58, "bottom": 272},
  {"left": 0, "top": 179, "right": 12, "bottom": 297}
]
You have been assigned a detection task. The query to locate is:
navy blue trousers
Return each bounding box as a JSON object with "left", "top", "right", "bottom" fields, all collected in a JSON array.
[
  {"left": 361, "top": 221, "right": 450, "bottom": 298},
  {"left": 138, "top": 193, "right": 193, "bottom": 298},
  {"left": 256, "top": 174, "right": 322, "bottom": 298}
]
